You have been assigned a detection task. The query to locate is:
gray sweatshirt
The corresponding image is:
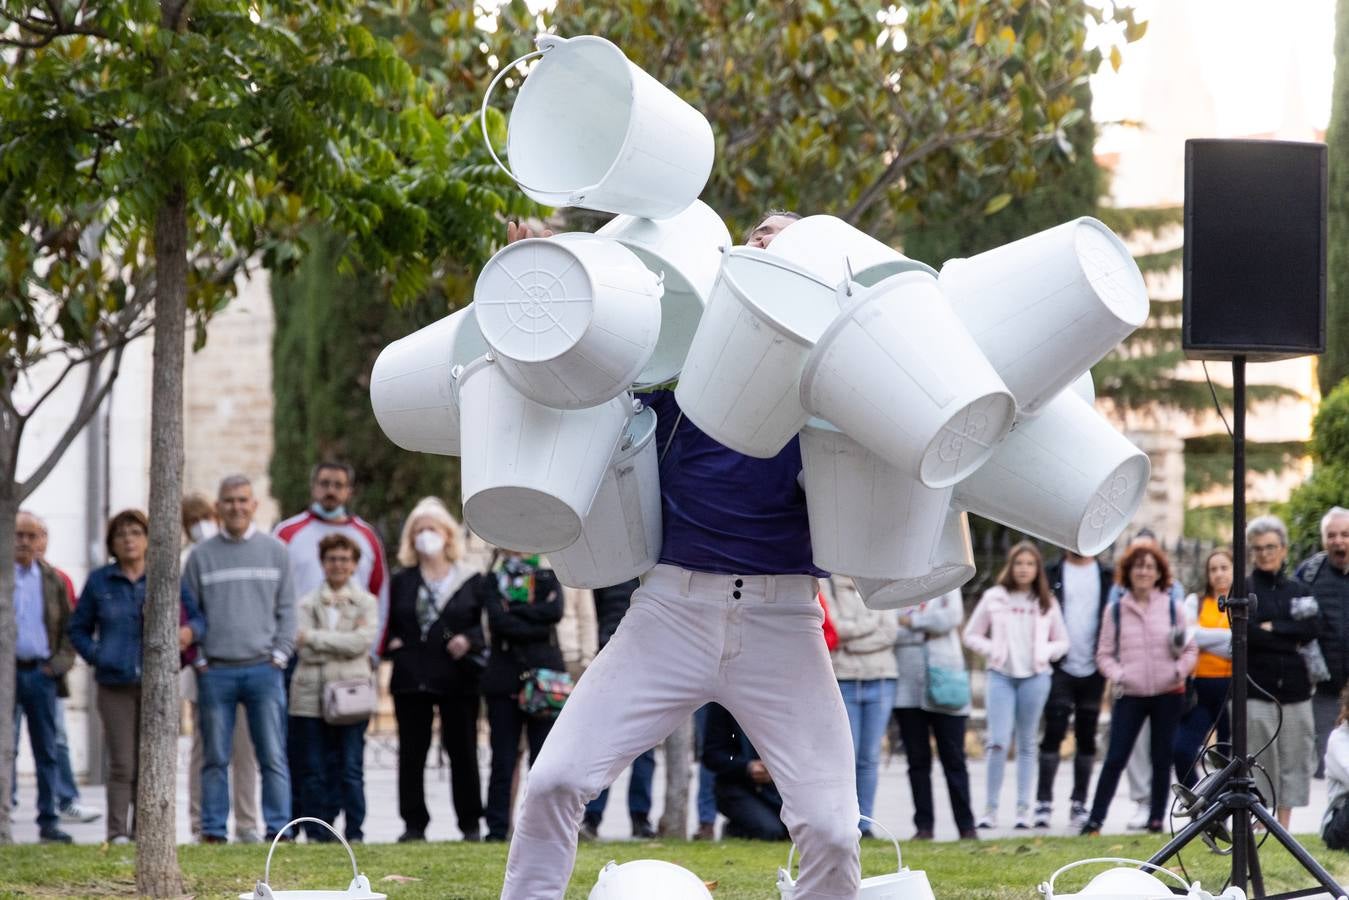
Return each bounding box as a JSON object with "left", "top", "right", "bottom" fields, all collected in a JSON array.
[{"left": 183, "top": 527, "right": 296, "bottom": 666}]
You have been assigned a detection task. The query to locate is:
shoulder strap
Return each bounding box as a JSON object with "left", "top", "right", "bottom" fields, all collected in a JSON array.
[
  {"left": 1301, "top": 551, "right": 1327, "bottom": 585},
  {"left": 1111, "top": 597, "right": 1121, "bottom": 660}
]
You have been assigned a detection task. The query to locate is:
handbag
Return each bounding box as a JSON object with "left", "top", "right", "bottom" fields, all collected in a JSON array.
[
  {"left": 321, "top": 677, "right": 377, "bottom": 726},
  {"left": 518, "top": 667, "right": 574, "bottom": 719},
  {"left": 923, "top": 639, "right": 971, "bottom": 710}
]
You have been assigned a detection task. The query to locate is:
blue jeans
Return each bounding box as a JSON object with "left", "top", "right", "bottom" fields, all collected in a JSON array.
[
  {"left": 197, "top": 663, "right": 291, "bottom": 838},
  {"left": 15, "top": 667, "right": 62, "bottom": 832},
  {"left": 984, "top": 670, "right": 1051, "bottom": 817},
  {"left": 1172, "top": 676, "right": 1230, "bottom": 788},
  {"left": 12, "top": 697, "right": 78, "bottom": 810},
  {"left": 584, "top": 748, "right": 655, "bottom": 823},
  {"left": 289, "top": 715, "right": 367, "bottom": 841},
  {"left": 692, "top": 704, "right": 716, "bottom": 826},
  {"left": 839, "top": 678, "right": 896, "bottom": 825}
]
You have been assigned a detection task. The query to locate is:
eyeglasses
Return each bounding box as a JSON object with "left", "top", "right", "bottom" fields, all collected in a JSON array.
[
  {"left": 1250, "top": 542, "right": 1283, "bottom": 554},
  {"left": 314, "top": 479, "right": 349, "bottom": 490},
  {"left": 324, "top": 555, "right": 355, "bottom": 564}
]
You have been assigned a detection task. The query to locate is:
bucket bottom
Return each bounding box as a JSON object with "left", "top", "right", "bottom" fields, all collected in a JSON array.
[
  {"left": 1074, "top": 454, "right": 1151, "bottom": 556},
  {"left": 918, "top": 393, "right": 1016, "bottom": 488},
  {"left": 463, "top": 486, "right": 584, "bottom": 554},
  {"left": 855, "top": 564, "right": 976, "bottom": 611}
]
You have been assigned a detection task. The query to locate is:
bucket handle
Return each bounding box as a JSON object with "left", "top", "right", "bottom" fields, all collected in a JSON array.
[
  {"left": 782, "top": 815, "right": 902, "bottom": 884},
  {"left": 480, "top": 34, "right": 595, "bottom": 202},
  {"left": 258, "top": 817, "right": 361, "bottom": 892},
  {"left": 1038, "top": 857, "right": 1193, "bottom": 899}
]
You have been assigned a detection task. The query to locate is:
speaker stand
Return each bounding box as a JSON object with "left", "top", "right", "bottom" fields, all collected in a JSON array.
[{"left": 1144, "top": 356, "right": 1346, "bottom": 900}]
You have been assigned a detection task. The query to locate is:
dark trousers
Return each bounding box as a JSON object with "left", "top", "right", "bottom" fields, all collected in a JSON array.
[
  {"left": 893, "top": 707, "right": 975, "bottom": 834},
  {"left": 1171, "top": 676, "right": 1230, "bottom": 788},
  {"left": 1037, "top": 668, "right": 1105, "bottom": 806},
  {"left": 485, "top": 694, "right": 553, "bottom": 839},
  {"left": 289, "top": 715, "right": 368, "bottom": 841},
  {"left": 1088, "top": 692, "right": 1185, "bottom": 826},
  {"left": 716, "top": 781, "right": 788, "bottom": 840},
  {"left": 393, "top": 691, "right": 482, "bottom": 836},
  {"left": 15, "top": 666, "right": 62, "bottom": 832},
  {"left": 584, "top": 748, "right": 656, "bottom": 824}
]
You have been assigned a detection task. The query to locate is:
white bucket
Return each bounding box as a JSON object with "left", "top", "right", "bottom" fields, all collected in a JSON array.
[
  {"left": 676, "top": 247, "right": 840, "bottom": 458},
  {"left": 456, "top": 356, "right": 631, "bottom": 553},
  {"left": 1039, "top": 858, "right": 1212, "bottom": 900},
  {"left": 474, "top": 233, "right": 662, "bottom": 410},
  {"left": 369, "top": 307, "right": 489, "bottom": 456},
  {"left": 953, "top": 387, "right": 1150, "bottom": 556},
  {"left": 768, "top": 214, "right": 937, "bottom": 289},
  {"left": 939, "top": 217, "right": 1149, "bottom": 416},
  {"left": 597, "top": 200, "right": 731, "bottom": 387},
  {"left": 800, "top": 420, "right": 952, "bottom": 580},
  {"left": 547, "top": 402, "right": 662, "bottom": 589},
  {"left": 778, "top": 816, "right": 935, "bottom": 900},
  {"left": 482, "top": 34, "right": 714, "bottom": 219},
  {"left": 853, "top": 511, "right": 977, "bottom": 610},
  {"left": 240, "top": 818, "right": 385, "bottom": 899},
  {"left": 799, "top": 270, "right": 1016, "bottom": 488},
  {"left": 589, "top": 860, "right": 714, "bottom": 900}
]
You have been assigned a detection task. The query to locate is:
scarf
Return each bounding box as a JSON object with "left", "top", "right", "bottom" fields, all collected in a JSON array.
[{"left": 496, "top": 554, "right": 541, "bottom": 604}]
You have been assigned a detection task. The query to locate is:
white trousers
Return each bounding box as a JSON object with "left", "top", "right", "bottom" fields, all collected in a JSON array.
[{"left": 501, "top": 565, "right": 861, "bottom": 899}]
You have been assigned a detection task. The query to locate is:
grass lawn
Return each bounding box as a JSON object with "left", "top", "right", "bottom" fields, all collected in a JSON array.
[{"left": 0, "top": 833, "right": 1345, "bottom": 899}]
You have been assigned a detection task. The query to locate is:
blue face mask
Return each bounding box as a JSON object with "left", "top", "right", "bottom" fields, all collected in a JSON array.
[{"left": 311, "top": 502, "right": 348, "bottom": 522}]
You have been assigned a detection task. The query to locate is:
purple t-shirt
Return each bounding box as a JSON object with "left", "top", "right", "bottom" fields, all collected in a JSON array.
[{"left": 642, "top": 390, "right": 825, "bottom": 577}]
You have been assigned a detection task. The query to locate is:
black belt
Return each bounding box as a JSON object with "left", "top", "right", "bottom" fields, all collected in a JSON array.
[{"left": 16, "top": 659, "right": 43, "bottom": 670}]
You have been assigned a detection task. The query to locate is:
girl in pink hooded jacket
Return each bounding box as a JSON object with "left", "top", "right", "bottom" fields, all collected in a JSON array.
[{"left": 964, "top": 541, "right": 1070, "bottom": 830}]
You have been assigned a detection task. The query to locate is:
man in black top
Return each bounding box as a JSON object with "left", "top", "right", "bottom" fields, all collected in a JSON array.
[{"left": 701, "top": 702, "right": 787, "bottom": 840}]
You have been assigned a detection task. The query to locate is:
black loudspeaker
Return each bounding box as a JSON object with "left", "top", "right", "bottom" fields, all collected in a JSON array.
[{"left": 1183, "top": 138, "right": 1327, "bottom": 361}]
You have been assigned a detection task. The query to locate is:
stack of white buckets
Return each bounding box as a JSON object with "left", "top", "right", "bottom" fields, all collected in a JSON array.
[{"left": 370, "top": 32, "right": 1155, "bottom": 614}]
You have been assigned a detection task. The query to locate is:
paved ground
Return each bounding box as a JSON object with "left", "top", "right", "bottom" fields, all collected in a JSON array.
[{"left": 11, "top": 711, "right": 1331, "bottom": 847}]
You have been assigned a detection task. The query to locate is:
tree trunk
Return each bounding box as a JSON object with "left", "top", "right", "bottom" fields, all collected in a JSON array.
[
  {"left": 0, "top": 406, "right": 18, "bottom": 844},
  {"left": 136, "top": 187, "right": 187, "bottom": 897},
  {"left": 657, "top": 715, "right": 692, "bottom": 839}
]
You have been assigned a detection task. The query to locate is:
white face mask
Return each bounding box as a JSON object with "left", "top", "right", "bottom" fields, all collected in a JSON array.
[
  {"left": 414, "top": 528, "right": 446, "bottom": 557},
  {"left": 189, "top": 521, "right": 219, "bottom": 544}
]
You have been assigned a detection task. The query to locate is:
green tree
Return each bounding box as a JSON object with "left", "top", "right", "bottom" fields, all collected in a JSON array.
[
  {"left": 1285, "top": 380, "right": 1349, "bottom": 559},
  {"left": 1322, "top": 0, "right": 1349, "bottom": 394},
  {"left": 0, "top": 0, "right": 515, "bottom": 890}
]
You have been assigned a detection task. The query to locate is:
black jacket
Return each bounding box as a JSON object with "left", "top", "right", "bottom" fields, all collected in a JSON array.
[
  {"left": 701, "top": 703, "right": 783, "bottom": 806},
  {"left": 1246, "top": 567, "right": 1317, "bottom": 704},
  {"left": 384, "top": 567, "right": 491, "bottom": 696},
  {"left": 1296, "top": 551, "right": 1349, "bottom": 694},
  {"left": 593, "top": 579, "right": 640, "bottom": 650},
  {"left": 482, "top": 569, "right": 565, "bottom": 696}
]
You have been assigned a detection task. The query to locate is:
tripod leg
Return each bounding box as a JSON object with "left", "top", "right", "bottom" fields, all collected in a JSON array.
[
  {"left": 1248, "top": 804, "right": 1348, "bottom": 898},
  {"left": 1246, "top": 820, "right": 1265, "bottom": 899},
  {"left": 1146, "top": 800, "right": 1238, "bottom": 868}
]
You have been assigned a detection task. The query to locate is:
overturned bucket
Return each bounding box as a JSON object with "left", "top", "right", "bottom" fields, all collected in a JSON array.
[
  {"left": 548, "top": 402, "right": 662, "bottom": 589},
  {"left": 800, "top": 420, "right": 951, "bottom": 580},
  {"left": 456, "top": 356, "right": 631, "bottom": 553},
  {"left": 854, "top": 510, "right": 977, "bottom": 610},
  {"left": 768, "top": 214, "right": 937, "bottom": 289},
  {"left": 597, "top": 200, "right": 731, "bottom": 387},
  {"left": 676, "top": 247, "right": 840, "bottom": 457},
  {"left": 482, "top": 34, "right": 714, "bottom": 219},
  {"left": 799, "top": 270, "right": 1016, "bottom": 488},
  {"left": 369, "top": 307, "right": 490, "bottom": 456},
  {"left": 239, "top": 817, "right": 384, "bottom": 899},
  {"left": 778, "top": 816, "right": 936, "bottom": 900},
  {"left": 474, "top": 233, "right": 662, "bottom": 410},
  {"left": 953, "top": 387, "right": 1150, "bottom": 557},
  {"left": 939, "top": 217, "right": 1149, "bottom": 417}
]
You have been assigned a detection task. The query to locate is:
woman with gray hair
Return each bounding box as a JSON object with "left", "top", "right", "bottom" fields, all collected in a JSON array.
[{"left": 1245, "top": 514, "right": 1319, "bottom": 829}]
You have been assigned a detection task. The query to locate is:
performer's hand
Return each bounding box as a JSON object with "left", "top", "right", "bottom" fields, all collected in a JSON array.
[
  {"left": 747, "top": 760, "right": 772, "bottom": 784},
  {"left": 507, "top": 221, "right": 554, "bottom": 244}
]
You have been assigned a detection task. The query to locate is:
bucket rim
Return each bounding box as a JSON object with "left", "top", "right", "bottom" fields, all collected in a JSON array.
[
  {"left": 613, "top": 403, "right": 657, "bottom": 465},
  {"left": 720, "top": 246, "right": 839, "bottom": 345}
]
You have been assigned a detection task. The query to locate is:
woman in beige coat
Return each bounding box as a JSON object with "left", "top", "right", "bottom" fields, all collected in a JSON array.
[{"left": 289, "top": 533, "right": 379, "bottom": 842}]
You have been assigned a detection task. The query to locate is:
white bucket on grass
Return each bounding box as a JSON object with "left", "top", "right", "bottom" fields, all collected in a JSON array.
[
  {"left": 548, "top": 402, "right": 662, "bottom": 589},
  {"left": 482, "top": 34, "right": 714, "bottom": 219},
  {"left": 369, "top": 307, "right": 489, "bottom": 456},
  {"left": 854, "top": 511, "right": 977, "bottom": 610},
  {"left": 768, "top": 214, "right": 937, "bottom": 289},
  {"left": 800, "top": 420, "right": 951, "bottom": 580},
  {"left": 676, "top": 247, "right": 840, "bottom": 457},
  {"left": 474, "top": 234, "right": 662, "bottom": 410},
  {"left": 596, "top": 200, "right": 731, "bottom": 387},
  {"left": 778, "top": 816, "right": 935, "bottom": 900},
  {"left": 588, "top": 859, "right": 713, "bottom": 899},
  {"left": 953, "top": 387, "right": 1149, "bottom": 556},
  {"left": 456, "top": 355, "right": 631, "bottom": 553},
  {"left": 939, "top": 217, "right": 1148, "bottom": 417},
  {"left": 799, "top": 270, "right": 1015, "bottom": 488},
  {"left": 239, "top": 818, "right": 384, "bottom": 900}
]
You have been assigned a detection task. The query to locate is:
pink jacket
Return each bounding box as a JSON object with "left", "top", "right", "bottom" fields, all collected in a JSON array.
[
  {"left": 963, "top": 586, "right": 1070, "bottom": 675},
  {"left": 1096, "top": 589, "right": 1198, "bottom": 697}
]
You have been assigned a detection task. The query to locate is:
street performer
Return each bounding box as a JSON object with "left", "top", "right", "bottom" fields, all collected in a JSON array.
[{"left": 500, "top": 212, "right": 862, "bottom": 899}]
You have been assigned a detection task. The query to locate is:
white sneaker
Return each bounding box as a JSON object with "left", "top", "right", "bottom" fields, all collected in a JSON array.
[
  {"left": 59, "top": 802, "right": 101, "bottom": 824},
  {"left": 236, "top": 829, "right": 263, "bottom": 845},
  {"left": 1127, "top": 801, "right": 1150, "bottom": 830},
  {"left": 1014, "top": 814, "right": 1032, "bottom": 830},
  {"left": 976, "top": 814, "right": 996, "bottom": 830},
  {"left": 109, "top": 835, "right": 132, "bottom": 845},
  {"left": 1033, "top": 802, "right": 1053, "bottom": 828},
  {"left": 1070, "top": 802, "right": 1090, "bottom": 829}
]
